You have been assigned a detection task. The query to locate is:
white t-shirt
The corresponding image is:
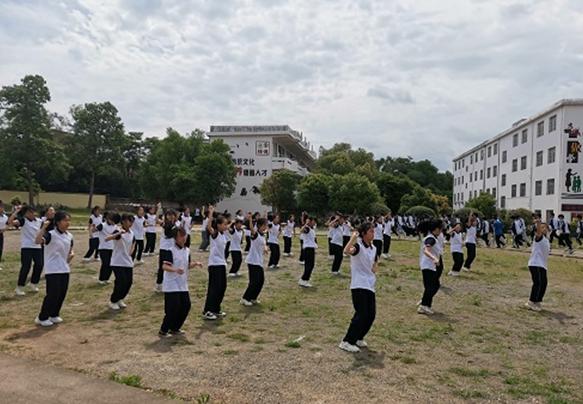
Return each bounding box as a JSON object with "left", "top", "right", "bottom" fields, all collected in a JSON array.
[
  {"left": 342, "top": 222, "right": 352, "bottom": 237},
  {"left": 89, "top": 214, "right": 102, "bottom": 238},
  {"left": 283, "top": 221, "right": 294, "bottom": 238},
  {"left": 383, "top": 219, "right": 393, "bottom": 236},
  {"left": 245, "top": 232, "right": 266, "bottom": 266},
  {"left": 465, "top": 226, "right": 477, "bottom": 244},
  {"left": 132, "top": 216, "right": 146, "bottom": 240},
  {"left": 302, "top": 226, "right": 318, "bottom": 249},
  {"left": 330, "top": 225, "right": 343, "bottom": 246},
  {"left": 18, "top": 217, "right": 43, "bottom": 249},
  {"left": 0, "top": 213, "right": 7, "bottom": 231},
  {"left": 208, "top": 231, "right": 227, "bottom": 266},
  {"left": 419, "top": 235, "right": 439, "bottom": 271},
  {"left": 180, "top": 215, "right": 193, "bottom": 231},
  {"left": 163, "top": 244, "right": 190, "bottom": 292},
  {"left": 229, "top": 228, "right": 244, "bottom": 252},
  {"left": 350, "top": 239, "right": 377, "bottom": 292},
  {"left": 43, "top": 229, "right": 73, "bottom": 274},
  {"left": 450, "top": 231, "right": 463, "bottom": 253},
  {"left": 374, "top": 223, "right": 383, "bottom": 241},
  {"left": 110, "top": 230, "right": 134, "bottom": 268},
  {"left": 145, "top": 213, "right": 157, "bottom": 233},
  {"left": 528, "top": 235, "right": 550, "bottom": 270},
  {"left": 97, "top": 222, "right": 117, "bottom": 250},
  {"left": 267, "top": 223, "right": 280, "bottom": 245}
]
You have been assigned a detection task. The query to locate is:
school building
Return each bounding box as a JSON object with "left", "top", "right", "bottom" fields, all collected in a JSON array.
[
  {"left": 452, "top": 99, "right": 583, "bottom": 221},
  {"left": 207, "top": 125, "right": 316, "bottom": 213}
]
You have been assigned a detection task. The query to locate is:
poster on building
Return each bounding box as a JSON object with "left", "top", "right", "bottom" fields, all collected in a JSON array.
[
  {"left": 256, "top": 141, "right": 271, "bottom": 156},
  {"left": 562, "top": 121, "right": 583, "bottom": 200}
]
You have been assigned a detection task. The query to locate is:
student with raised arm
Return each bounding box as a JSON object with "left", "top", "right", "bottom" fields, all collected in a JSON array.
[
  {"left": 327, "top": 214, "right": 345, "bottom": 275},
  {"left": 106, "top": 214, "right": 135, "bottom": 310},
  {"left": 240, "top": 213, "right": 269, "bottom": 306},
  {"left": 282, "top": 214, "right": 295, "bottom": 257},
  {"left": 227, "top": 218, "right": 245, "bottom": 277},
  {"left": 10, "top": 206, "right": 44, "bottom": 296},
  {"left": 447, "top": 222, "right": 464, "bottom": 276},
  {"left": 82, "top": 206, "right": 101, "bottom": 262},
  {"left": 417, "top": 219, "right": 443, "bottom": 315},
  {"left": 525, "top": 215, "right": 550, "bottom": 312},
  {"left": 202, "top": 205, "right": 229, "bottom": 320}
]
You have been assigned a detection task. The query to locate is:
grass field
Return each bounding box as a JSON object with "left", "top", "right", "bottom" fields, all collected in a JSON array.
[{"left": 0, "top": 230, "right": 582, "bottom": 403}]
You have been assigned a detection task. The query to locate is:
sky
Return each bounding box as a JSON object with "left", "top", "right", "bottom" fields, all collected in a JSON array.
[{"left": 1, "top": 0, "right": 583, "bottom": 171}]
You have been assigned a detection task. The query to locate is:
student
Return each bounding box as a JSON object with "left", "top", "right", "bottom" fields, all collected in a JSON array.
[
  {"left": 34, "top": 211, "right": 74, "bottom": 327},
  {"left": 0, "top": 202, "right": 7, "bottom": 271},
  {"left": 557, "top": 214, "right": 574, "bottom": 254},
  {"left": 447, "top": 222, "right": 464, "bottom": 276},
  {"left": 228, "top": 218, "right": 245, "bottom": 277},
  {"left": 180, "top": 208, "right": 193, "bottom": 248},
  {"left": 202, "top": 206, "right": 229, "bottom": 320},
  {"left": 83, "top": 206, "right": 102, "bottom": 262},
  {"left": 223, "top": 213, "right": 232, "bottom": 262},
  {"left": 298, "top": 212, "right": 308, "bottom": 264},
  {"left": 96, "top": 212, "right": 117, "bottom": 285},
  {"left": 10, "top": 206, "right": 43, "bottom": 296},
  {"left": 198, "top": 206, "right": 210, "bottom": 252},
  {"left": 159, "top": 227, "right": 203, "bottom": 337},
  {"left": 463, "top": 214, "right": 477, "bottom": 271},
  {"left": 373, "top": 216, "right": 384, "bottom": 260},
  {"left": 548, "top": 213, "right": 561, "bottom": 247},
  {"left": 144, "top": 206, "right": 158, "bottom": 256},
  {"left": 107, "top": 214, "right": 135, "bottom": 310},
  {"left": 299, "top": 216, "right": 318, "bottom": 288},
  {"left": 342, "top": 219, "right": 352, "bottom": 250},
  {"left": 526, "top": 217, "right": 550, "bottom": 312},
  {"left": 327, "top": 215, "right": 345, "bottom": 275},
  {"left": 327, "top": 215, "right": 335, "bottom": 261},
  {"left": 282, "top": 214, "right": 295, "bottom": 257},
  {"left": 131, "top": 206, "right": 146, "bottom": 265},
  {"left": 338, "top": 222, "right": 378, "bottom": 353},
  {"left": 511, "top": 215, "right": 526, "bottom": 249},
  {"left": 267, "top": 214, "right": 281, "bottom": 269},
  {"left": 493, "top": 216, "right": 506, "bottom": 248},
  {"left": 480, "top": 219, "right": 490, "bottom": 247},
  {"left": 382, "top": 213, "right": 393, "bottom": 259},
  {"left": 417, "top": 219, "right": 443, "bottom": 315},
  {"left": 576, "top": 214, "right": 583, "bottom": 245},
  {"left": 240, "top": 215, "right": 268, "bottom": 306},
  {"left": 156, "top": 210, "right": 178, "bottom": 292}
]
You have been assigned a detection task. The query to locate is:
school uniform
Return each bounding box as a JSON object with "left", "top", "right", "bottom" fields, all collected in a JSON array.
[
  {"left": 298, "top": 227, "right": 306, "bottom": 263},
  {"left": 419, "top": 234, "right": 441, "bottom": 308},
  {"left": 436, "top": 232, "right": 445, "bottom": 277},
  {"left": 157, "top": 223, "right": 176, "bottom": 286},
  {"left": 576, "top": 219, "right": 583, "bottom": 245},
  {"left": 342, "top": 238, "right": 377, "bottom": 345},
  {"left": 512, "top": 219, "right": 526, "bottom": 248},
  {"left": 131, "top": 215, "right": 146, "bottom": 261},
  {"left": 228, "top": 228, "right": 244, "bottom": 275},
  {"left": 373, "top": 223, "right": 383, "bottom": 259},
  {"left": 283, "top": 220, "right": 294, "bottom": 255},
  {"left": 0, "top": 213, "right": 7, "bottom": 264},
  {"left": 244, "top": 228, "right": 252, "bottom": 253},
  {"left": 97, "top": 222, "right": 117, "bottom": 282},
  {"left": 16, "top": 217, "right": 44, "bottom": 287},
  {"left": 224, "top": 229, "right": 232, "bottom": 261},
  {"left": 327, "top": 226, "right": 334, "bottom": 257},
  {"left": 160, "top": 243, "right": 191, "bottom": 333},
  {"left": 198, "top": 218, "right": 210, "bottom": 251},
  {"left": 242, "top": 231, "right": 266, "bottom": 302},
  {"left": 463, "top": 225, "right": 477, "bottom": 270},
  {"left": 110, "top": 229, "right": 135, "bottom": 304},
  {"left": 342, "top": 222, "right": 352, "bottom": 248},
  {"left": 267, "top": 223, "right": 281, "bottom": 267},
  {"left": 180, "top": 214, "right": 193, "bottom": 247},
  {"left": 528, "top": 235, "right": 550, "bottom": 303},
  {"left": 301, "top": 226, "right": 317, "bottom": 281},
  {"left": 144, "top": 213, "right": 157, "bottom": 254},
  {"left": 83, "top": 214, "right": 101, "bottom": 259},
  {"left": 557, "top": 219, "right": 573, "bottom": 251},
  {"left": 382, "top": 218, "right": 392, "bottom": 255},
  {"left": 203, "top": 231, "right": 228, "bottom": 315},
  {"left": 480, "top": 220, "right": 490, "bottom": 247},
  {"left": 329, "top": 224, "right": 344, "bottom": 273},
  {"left": 450, "top": 231, "right": 464, "bottom": 273}
]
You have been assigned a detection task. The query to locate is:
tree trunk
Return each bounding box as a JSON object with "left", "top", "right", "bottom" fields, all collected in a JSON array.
[{"left": 87, "top": 171, "right": 95, "bottom": 209}]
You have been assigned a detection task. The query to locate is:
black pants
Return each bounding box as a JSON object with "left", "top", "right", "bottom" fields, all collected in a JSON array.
[
  {"left": 577, "top": 232, "right": 582, "bottom": 245},
  {"left": 144, "top": 233, "right": 156, "bottom": 253},
  {"left": 242, "top": 264, "right": 264, "bottom": 301},
  {"left": 299, "top": 240, "right": 305, "bottom": 262},
  {"left": 229, "top": 250, "right": 243, "bottom": 274},
  {"left": 224, "top": 241, "right": 231, "bottom": 260},
  {"left": 437, "top": 256, "right": 444, "bottom": 279},
  {"left": 83, "top": 237, "right": 100, "bottom": 259},
  {"left": 343, "top": 288, "right": 376, "bottom": 345},
  {"left": 560, "top": 233, "right": 573, "bottom": 250},
  {"left": 157, "top": 249, "right": 172, "bottom": 285},
  {"left": 514, "top": 233, "right": 524, "bottom": 248},
  {"left": 327, "top": 237, "right": 333, "bottom": 256},
  {"left": 0, "top": 232, "right": 4, "bottom": 262},
  {"left": 98, "top": 249, "right": 113, "bottom": 282},
  {"left": 38, "top": 273, "right": 69, "bottom": 321},
  {"left": 331, "top": 243, "right": 343, "bottom": 273},
  {"left": 268, "top": 243, "right": 280, "bottom": 267},
  {"left": 161, "top": 292, "right": 191, "bottom": 333},
  {"left": 301, "top": 247, "right": 315, "bottom": 281},
  {"left": 131, "top": 239, "right": 144, "bottom": 261},
  {"left": 481, "top": 234, "right": 490, "bottom": 247},
  {"left": 421, "top": 269, "right": 440, "bottom": 307},
  {"left": 110, "top": 266, "right": 133, "bottom": 303},
  {"left": 373, "top": 240, "right": 382, "bottom": 259},
  {"left": 463, "top": 243, "right": 476, "bottom": 269},
  {"left": 199, "top": 231, "right": 209, "bottom": 251},
  {"left": 451, "top": 252, "right": 464, "bottom": 272},
  {"left": 383, "top": 235, "right": 391, "bottom": 254},
  {"left": 283, "top": 236, "right": 292, "bottom": 254},
  {"left": 185, "top": 234, "right": 191, "bottom": 248},
  {"left": 245, "top": 236, "right": 251, "bottom": 252},
  {"left": 203, "top": 265, "right": 227, "bottom": 314},
  {"left": 18, "top": 248, "right": 43, "bottom": 287},
  {"left": 495, "top": 234, "right": 505, "bottom": 248},
  {"left": 342, "top": 235, "right": 350, "bottom": 249},
  {"left": 529, "top": 266, "right": 547, "bottom": 303}
]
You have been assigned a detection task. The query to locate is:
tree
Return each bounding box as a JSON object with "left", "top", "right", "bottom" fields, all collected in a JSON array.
[
  {"left": 375, "top": 172, "right": 419, "bottom": 213},
  {"left": 297, "top": 173, "right": 333, "bottom": 215},
  {"left": 431, "top": 193, "right": 452, "bottom": 216},
  {"left": 193, "top": 139, "right": 236, "bottom": 205},
  {"left": 405, "top": 206, "right": 436, "bottom": 218},
  {"left": 328, "top": 173, "right": 383, "bottom": 215},
  {"left": 316, "top": 143, "right": 377, "bottom": 181},
  {"left": 399, "top": 187, "right": 438, "bottom": 214},
  {"left": 0, "top": 75, "right": 70, "bottom": 204},
  {"left": 465, "top": 192, "right": 496, "bottom": 219},
  {"left": 260, "top": 169, "right": 302, "bottom": 213}
]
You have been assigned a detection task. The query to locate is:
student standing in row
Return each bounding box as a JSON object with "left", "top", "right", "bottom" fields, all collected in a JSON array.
[
  {"left": 267, "top": 215, "right": 281, "bottom": 269},
  {"left": 463, "top": 214, "right": 477, "bottom": 272},
  {"left": 131, "top": 206, "right": 146, "bottom": 265},
  {"left": 180, "top": 208, "right": 193, "bottom": 248},
  {"left": 328, "top": 214, "right": 345, "bottom": 275},
  {"left": 338, "top": 222, "right": 378, "bottom": 353},
  {"left": 327, "top": 215, "right": 335, "bottom": 261},
  {"left": 0, "top": 202, "right": 7, "bottom": 271},
  {"left": 143, "top": 206, "right": 158, "bottom": 256},
  {"left": 526, "top": 216, "right": 550, "bottom": 312},
  {"left": 108, "top": 214, "right": 135, "bottom": 310},
  {"left": 34, "top": 211, "right": 74, "bottom": 327},
  {"left": 96, "top": 212, "right": 117, "bottom": 285},
  {"left": 417, "top": 219, "right": 443, "bottom": 315},
  {"left": 240, "top": 215, "right": 268, "bottom": 306},
  {"left": 156, "top": 210, "right": 177, "bottom": 293},
  {"left": 382, "top": 213, "right": 393, "bottom": 259},
  {"left": 342, "top": 219, "right": 352, "bottom": 252},
  {"left": 10, "top": 206, "right": 43, "bottom": 296},
  {"left": 223, "top": 212, "right": 232, "bottom": 262},
  {"left": 159, "top": 227, "right": 203, "bottom": 337},
  {"left": 372, "top": 216, "right": 384, "bottom": 260},
  {"left": 511, "top": 215, "right": 526, "bottom": 249},
  {"left": 298, "top": 212, "right": 308, "bottom": 264},
  {"left": 202, "top": 206, "right": 229, "bottom": 320},
  {"left": 299, "top": 216, "right": 317, "bottom": 288},
  {"left": 447, "top": 222, "right": 464, "bottom": 276},
  {"left": 227, "top": 218, "right": 244, "bottom": 277},
  {"left": 282, "top": 214, "right": 295, "bottom": 257},
  {"left": 198, "top": 207, "right": 210, "bottom": 252},
  {"left": 83, "top": 206, "right": 101, "bottom": 262}
]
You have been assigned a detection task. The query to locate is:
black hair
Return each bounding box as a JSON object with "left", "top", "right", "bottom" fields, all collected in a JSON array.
[
  {"left": 121, "top": 213, "right": 135, "bottom": 223},
  {"left": 53, "top": 210, "right": 71, "bottom": 229},
  {"left": 211, "top": 214, "right": 228, "bottom": 230},
  {"left": 164, "top": 209, "right": 176, "bottom": 223},
  {"left": 256, "top": 218, "right": 268, "bottom": 228},
  {"left": 111, "top": 212, "right": 122, "bottom": 224},
  {"left": 91, "top": 206, "right": 101, "bottom": 215},
  {"left": 19, "top": 205, "right": 35, "bottom": 216},
  {"left": 173, "top": 226, "right": 187, "bottom": 239},
  {"left": 417, "top": 219, "right": 443, "bottom": 236},
  {"left": 357, "top": 222, "right": 374, "bottom": 238}
]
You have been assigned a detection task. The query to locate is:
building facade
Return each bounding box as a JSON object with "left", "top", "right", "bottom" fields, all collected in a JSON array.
[
  {"left": 452, "top": 99, "right": 583, "bottom": 220},
  {"left": 207, "top": 125, "right": 316, "bottom": 214}
]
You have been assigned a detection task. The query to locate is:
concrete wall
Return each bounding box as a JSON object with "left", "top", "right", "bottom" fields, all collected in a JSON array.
[{"left": 0, "top": 190, "right": 107, "bottom": 209}]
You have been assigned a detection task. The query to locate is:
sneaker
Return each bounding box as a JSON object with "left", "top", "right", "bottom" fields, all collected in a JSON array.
[
  {"left": 338, "top": 341, "right": 360, "bottom": 353},
  {"left": 29, "top": 284, "right": 39, "bottom": 293},
  {"left": 240, "top": 298, "right": 253, "bottom": 307},
  {"left": 49, "top": 316, "right": 63, "bottom": 324},
  {"left": 227, "top": 273, "right": 238, "bottom": 278},
  {"left": 137, "top": 260, "right": 145, "bottom": 265},
  {"left": 203, "top": 311, "right": 218, "bottom": 320},
  {"left": 381, "top": 254, "right": 388, "bottom": 259},
  {"left": 330, "top": 271, "right": 340, "bottom": 276},
  {"left": 298, "top": 279, "right": 313, "bottom": 288},
  {"left": 356, "top": 340, "right": 368, "bottom": 348},
  {"left": 525, "top": 301, "right": 541, "bottom": 312},
  {"left": 298, "top": 260, "right": 304, "bottom": 264},
  {"left": 288, "top": 253, "right": 294, "bottom": 257},
  {"left": 170, "top": 329, "right": 186, "bottom": 335},
  {"left": 448, "top": 271, "right": 460, "bottom": 277},
  {"left": 251, "top": 299, "right": 261, "bottom": 305},
  {"left": 462, "top": 267, "right": 471, "bottom": 272},
  {"left": 155, "top": 283, "right": 163, "bottom": 293},
  {"left": 82, "top": 257, "right": 92, "bottom": 262},
  {"left": 15, "top": 287, "right": 26, "bottom": 296},
  {"left": 95, "top": 257, "right": 101, "bottom": 262},
  {"left": 118, "top": 300, "right": 127, "bottom": 308},
  {"left": 215, "top": 311, "right": 227, "bottom": 318},
  {"left": 35, "top": 317, "right": 54, "bottom": 327},
  {"left": 109, "top": 302, "right": 121, "bottom": 310},
  {"left": 275, "top": 265, "right": 280, "bottom": 269},
  {"left": 268, "top": 265, "right": 275, "bottom": 269},
  {"left": 0, "top": 266, "right": 4, "bottom": 271},
  {"left": 158, "top": 330, "right": 172, "bottom": 338},
  {"left": 568, "top": 249, "right": 574, "bottom": 255},
  {"left": 417, "top": 305, "right": 434, "bottom": 315},
  {"left": 98, "top": 280, "right": 108, "bottom": 285}
]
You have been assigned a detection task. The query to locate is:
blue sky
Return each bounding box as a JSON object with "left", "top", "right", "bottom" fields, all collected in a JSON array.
[{"left": 1, "top": 0, "right": 583, "bottom": 171}]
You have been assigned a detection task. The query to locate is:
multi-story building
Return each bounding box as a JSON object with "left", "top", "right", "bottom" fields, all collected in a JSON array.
[
  {"left": 452, "top": 99, "right": 583, "bottom": 220},
  {"left": 207, "top": 125, "right": 316, "bottom": 213}
]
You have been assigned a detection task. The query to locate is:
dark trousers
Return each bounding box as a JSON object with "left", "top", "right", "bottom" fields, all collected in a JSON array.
[
  {"left": 343, "top": 288, "right": 376, "bottom": 345},
  {"left": 451, "top": 252, "right": 464, "bottom": 272},
  {"left": 301, "top": 247, "right": 315, "bottom": 281},
  {"left": 283, "top": 236, "right": 292, "bottom": 254},
  {"left": 383, "top": 235, "right": 391, "bottom": 254},
  {"left": 131, "top": 239, "right": 144, "bottom": 261},
  {"left": 299, "top": 240, "right": 305, "bottom": 262},
  {"left": 144, "top": 233, "right": 156, "bottom": 253},
  {"left": 199, "top": 231, "right": 209, "bottom": 251},
  {"left": 331, "top": 243, "right": 343, "bottom": 273},
  {"left": 224, "top": 241, "right": 231, "bottom": 260},
  {"left": 577, "top": 232, "right": 582, "bottom": 245},
  {"left": 83, "top": 237, "right": 100, "bottom": 259},
  {"left": 437, "top": 256, "right": 444, "bottom": 278},
  {"left": 203, "top": 265, "right": 227, "bottom": 314},
  {"left": 342, "top": 235, "right": 350, "bottom": 249},
  {"left": 229, "top": 250, "right": 243, "bottom": 274},
  {"left": 560, "top": 233, "right": 573, "bottom": 250},
  {"left": 242, "top": 264, "right": 264, "bottom": 301},
  {"left": 245, "top": 236, "right": 251, "bottom": 252},
  {"left": 529, "top": 266, "right": 548, "bottom": 303},
  {"left": 513, "top": 233, "right": 524, "bottom": 248},
  {"left": 495, "top": 234, "right": 505, "bottom": 248},
  {"left": 185, "top": 234, "right": 191, "bottom": 248},
  {"left": 98, "top": 249, "right": 113, "bottom": 282},
  {"left": 373, "top": 240, "right": 383, "bottom": 259},
  {"left": 327, "top": 237, "right": 333, "bottom": 256},
  {"left": 110, "top": 266, "right": 133, "bottom": 303},
  {"left": 0, "top": 232, "right": 4, "bottom": 262},
  {"left": 464, "top": 243, "right": 476, "bottom": 269},
  {"left": 268, "top": 243, "right": 280, "bottom": 267},
  {"left": 481, "top": 234, "right": 490, "bottom": 247},
  {"left": 38, "top": 273, "right": 69, "bottom": 321},
  {"left": 421, "top": 269, "right": 440, "bottom": 307},
  {"left": 161, "top": 292, "right": 191, "bottom": 333},
  {"left": 157, "top": 249, "right": 172, "bottom": 285},
  {"left": 18, "top": 248, "right": 43, "bottom": 287}
]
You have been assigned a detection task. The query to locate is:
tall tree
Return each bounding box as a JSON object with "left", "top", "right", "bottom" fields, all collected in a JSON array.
[
  {"left": 260, "top": 169, "right": 302, "bottom": 213},
  {"left": 328, "top": 173, "right": 383, "bottom": 215},
  {"left": 297, "top": 173, "right": 333, "bottom": 215}
]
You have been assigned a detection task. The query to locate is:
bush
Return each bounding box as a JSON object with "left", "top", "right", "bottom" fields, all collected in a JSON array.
[
  {"left": 405, "top": 206, "right": 436, "bottom": 219},
  {"left": 369, "top": 201, "right": 390, "bottom": 216}
]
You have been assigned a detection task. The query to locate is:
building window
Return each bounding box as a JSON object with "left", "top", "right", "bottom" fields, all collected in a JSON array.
[
  {"left": 488, "top": 146, "right": 491, "bottom": 157},
  {"left": 486, "top": 188, "right": 490, "bottom": 194},
  {"left": 521, "top": 129, "right": 528, "bottom": 144},
  {"left": 462, "top": 159, "right": 465, "bottom": 167},
  {"left": 500, "top": 196, "right": 506, "bottom": 208},
  {"left": 548, "top": 147, "right": 556, "bottom": 164},
  {"left": 520, "top": 183, "right": 526, "bottom": 197},
  {"left": 493, "top": 165, "right": 497, "bottom": 177},
  {"left": 501, "top": 174, "right": 506, "bottom": 186},
  {"left": 511, "top": 184, "right": 517, "bottom": 198},
  {"left": 549, "top": 115, "right": 557, "bottom": 132},
  {"left": 502, "top": 150, "right": 507, "bottom": 163},
  {"left": 487, "top": 167, "right": 491, "bottom": 178},
  {"left": 493, "top": 144, "right": 498, "bottom": 155},
  {"left": 475, "top": 152, "right": 478, "bottom": 162},
  {"left": 470, "top": 155, "right": 473, "bottom": 164},
  {"left": 547, "top": 178, "right": 555, "bottom": 195},
  {"left": 480, "top": 169, "right": 483, "bottom": 180},
  {"left": 536, "top": 151, "right": 543, "bottom": 167},
  {"left": 513, "top": 133, "right": 518, "bottom": 147},
  {"left": 480, "top": 150, "right": 484, "bottom": 160},
  {"left": 535, "top": 180, "right": 542, "bottom": 196},
  {"left": 492, "top": 187, "right": 496, "bottom": 198},
  {"left": 520, "top": 156, "right": 527, "bottom": 170},
  {"left": 474, "top": 171, "right": 478, "bottom": 181},
  {"left": 537, "top": 121, "right": 544, "bottom": 137},
  {"left": 512, "top": 159, "right": 518, "bottom": 172}
]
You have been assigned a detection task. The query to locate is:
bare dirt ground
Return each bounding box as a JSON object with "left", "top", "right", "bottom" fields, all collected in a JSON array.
[{"left": 0, "top": 229, "right": 582, "bottom": 403}]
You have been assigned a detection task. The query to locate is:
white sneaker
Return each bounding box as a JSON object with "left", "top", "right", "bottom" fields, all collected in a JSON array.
[
  {"left": 330, "top": 271, "right": 340, "bottom": 276},
  {"left": 251, "top": 299, "right": 261, "bottom": 305},
  {"left": 381, "top": 254, "right": 388, "bottom": 259},
  {"left": 94, "top": 257, "right": 101, "bottom": 262},
  {"left": 268, "top": 265, "right": 275, "bottom": 269},
  {"left": 240, "top": 298, "right": 253, "bottom": 307},
  {"left": 29, "top": 284, "right": 39, "bottom": 293},
  {"left": 525, "top": 301, "right": 541, "bottom": 312},
  {"left": 98, "top": 280, "right": 108, "bottom": 285},
  {"left": 15, "top": 287, "right": 26, "bottom": 296},
  {"left": 417, "top": 305, "right": 434, "bottom": 315},
  {"left": 109, "top": 302, "right": 121, "bottom": 310},
  {"left": 356, "top": 340, "right": 368, "bottom": 348},
  {"left": 448, "top": 271, "right": 460, "bottom": 277},
  {"left": 462, "top": 267, "right": 471, "bottom": 272},
  {"left": 298, "top": 279, "right": 313, "bottom": 288},
  {"left": 0, "top": 266, "right": 3, "bottom": 271},
  {"left": 338, "top": 341, "right": 360, "bottom": 353},
  {"left": 298, "top": 260, "right": 304, "bottom": 264},
  {"left": 82, "top": 257, "right": 92, "bottom": 262},
  {"left": 136, "top": 260, "right": 145, "bottom": 266},
  {"left": 203, "top": 311, "right": 218, "bottom": 320},
  {"left": 236, "top": 272, "right": 243, "bottom": 277},
  {"left": 118, "top": 300, "right": 127, "bottom": 308},
  {"left": 35, "top": 317, "right": 54, "bottom": 327},
  {"left": 227, "top": 273, "right": 237, "bottom": 278},
  {"left": 155, "top": 283, "right": 163, "bottom": 293},
  {"left": 216, "top": 311, "right": 227, "bottom": 318},
  {"left": 49, "top": 316, "right": 63, "bottom": 324},
  {"left": 288, "top": 253, "right": 294, "bottom": 257}
]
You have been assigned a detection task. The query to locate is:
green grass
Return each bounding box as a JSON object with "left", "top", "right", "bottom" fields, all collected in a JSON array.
[{"left": 109, "top": 371, "right": 143, "bottom": 388}]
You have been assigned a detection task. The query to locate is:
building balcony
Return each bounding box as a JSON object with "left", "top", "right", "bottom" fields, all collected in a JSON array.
[{"left": 272, "top": 157, "right": 308, "bottom": 176}]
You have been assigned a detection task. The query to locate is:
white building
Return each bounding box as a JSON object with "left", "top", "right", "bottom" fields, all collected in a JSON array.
[
  {"left": 207, "top": 125, "right": 316, "bottom": 213},
  {"left": 452, "top": 99, "right": 583, "bottom": 221}
]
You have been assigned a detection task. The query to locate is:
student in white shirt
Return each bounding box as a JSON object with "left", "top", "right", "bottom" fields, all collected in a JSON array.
[
  {"left": 0, "top": 202, "right": 8, "bottom": 271},
  {"left": 327, "top": 214, "right": 345, "bottom": 275},
  {"left": 267, "top": 214, "right": 282, "bottom": 269},
  {"left": 282, "top": 214, "right": 295, "bottom": 257},
  {"left": 382, "top": 213, "right": 393, "bottom": 258},
  {"left": 131, "top": 206, "right": 146, "bottom": 264},
  {"left": 228, "top": 218, "right": 245, "bottom": 277},
  {"left": 179, "top": 207, "right": 193, "bottom": 248},
  {"left": 9, "top": 206, "right": 44, "bottom": 296},
  {"left": 159, "top": 227, "right": 202, "bottom": 337},
  {"left": 34, "top": 211, "right": 74, "bottom": 327},
  {"left": 96, "top": 212, "right": 118, "bottom": 284},
  {"left": 107, "top": 214, "right": 135, "bottom": 310},
  {"left": 143, "top": 206, "right": 158, "bottom": 256},
  {"left": 223, "top": 212, "right": 232, "bottom": 262},
  {"left": 417, "top": 219, "right": 444, "bottom": 315},
  {"left": 557, "top": 214, "right": 574, "bottom": 254},
  {"left": 156, "top": 210, "right": 178, "bottom": 292},
  {"left": 240, "top": 215, "right": 269, "bottom": 306},
  {"left": 526, "top": 216, "right": 550, "bottom": 312},
  {"left": 447, "top": 223, "right": 464, "bottom": 276},
  {"left": 83, "top": 206, "right": 102, "bottom": 262},
  {"left": 338, "top": 222, "right": 378, "bottom": 353},
  {"left": 298, "top": 212, "right": 308, "bottom": 264},
  {"left": 198, "top": 206, "right": 210, "bottom": 252},
  {"left": 299, "top": 216, "right": 318, "bottom": 288},
  {"left": 463, "top": 214, "right": 478, "bottom": 271},
  {"left": 373, "top": 216, "right": 384, "bottom": 260},
  {"left": 202, "top": 206, "right": 229, "bottom": 320}
]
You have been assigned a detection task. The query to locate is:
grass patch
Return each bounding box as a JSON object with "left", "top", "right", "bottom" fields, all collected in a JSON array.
[
  {"left": 109, "top": 371, "right": 142, "bottom": 388},
  {"left": 228, "top": 333, "right": 250, "bottom": 343}
]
